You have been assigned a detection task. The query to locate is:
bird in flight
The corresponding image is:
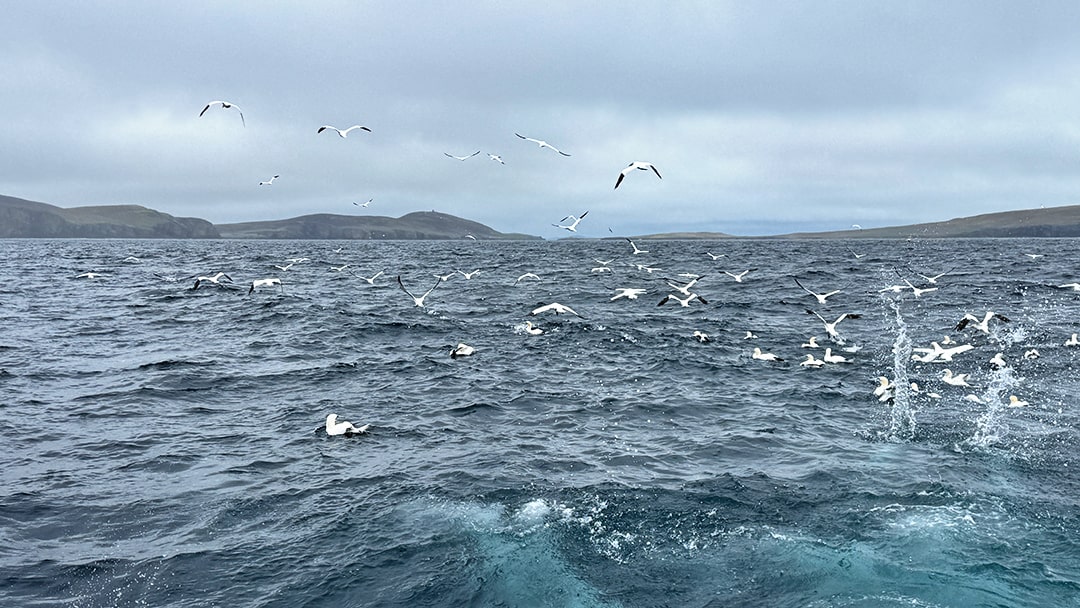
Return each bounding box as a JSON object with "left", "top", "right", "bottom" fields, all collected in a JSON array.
[
  {"left": 487, "top": 154, "right": 505, "bottom": 164},
  {"left": 614, "top": 161, "right": 662, "bottom": 189},
  {"left": 515, "top": 133, "right": 571, "bottom": 156},
  {"left": 353, "top": 199, "right": 373, "bottom": 208},
  {"left": 396, "top": 275, "right": 440, "bottom": 307},
  {"left": 553, "top": 211, "right": 588, "bottom": 232},
  {"left": 259, "top": 175, "right": 279, "bottom": 186},
  {"left": 199, "top": 100, "right": 245, "bottom": 126},
  {"left": 444, "top": 151, "right": 480, "bottom": 161},
  {"left": 318, "top": 125, "right": 371, "bottom": 138}
]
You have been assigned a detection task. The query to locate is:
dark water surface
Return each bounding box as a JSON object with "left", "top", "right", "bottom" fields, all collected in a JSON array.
[{"left": 1, "top": 238, "right": 1078, "bottom": 607}]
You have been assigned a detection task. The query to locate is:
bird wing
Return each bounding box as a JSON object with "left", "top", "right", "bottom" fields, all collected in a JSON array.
[{"left": 649, "top": 164, "right": 662, "bottom": 179}]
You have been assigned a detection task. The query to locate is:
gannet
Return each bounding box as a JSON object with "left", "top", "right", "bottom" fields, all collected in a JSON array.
[
  {"left": 192, "top": 272, "right": 233, "bottom": 290},
  {"left": 723, "top": 269, "right": 754, "bottom": 283},
  {"left": 1058, "top": 283, "right": 1080, "bottom": 291},
  {"left": 956, "top": 311, "right": 1010, "bottom": 333},
  {"left": 259, "top": 175, "right": 279, "bottom": 186},
  {"left": 693, "top": 330, "right": 710, "bottom": 343},
  {"left": 794, "top": 277, "right": 841, "bottom": 304},
  {"left": 318, "top": 124, "right": 371, "bottom": 138},
  {"left": 1007, "top": 395, "right": 1029, "bottom": 408},
  {"left": 450, "top": 343, "right": 476, "bottom": 358},
  {"left": 396, "top": 275, "right": 440, "bottom": 307},
  {"left": 941, "top": 369, "right": 971, "bottom": 387},
  {"left": 514, "top": 133, "right": 571, "bottom": 156},
  {"left": 752, "top": 347, "right": 783, "bottom": 362},
  {"left": 248, "top": 278, "right": 282, "bottom": 294},
  {"left": 457, "top": 269, "right": 480, "bottom": 279},
  {"left": 665, "top": 275, "right": 705, "bottom": 297},
  {"left": 911, "top": 342, "right": 974, "bottom": 363},
  {"left": 611, "top": 288, "right": 647, "bottom": 301},
  {"left": 801, "top": 354, "right": 825, "bottom": 368},
  {"left": 524, "top": 321, "right": 543, "bottom": 335},
  {"left": 553, "top": 211, "right": 588, "bottom": 232},
  {"left": 515, "top": 273, "right": 541, "bottom": 283},
  {"left": 487, "top": 154, "right": 504, "bottom": 164},
  {"left": 626, "top": 238, "right": 648, "bottom": 255},
  {"left": 354, "top": 199, "right": 373, "bottom": 208},
  {"left": 355, "top": 270, "right": 384, "bottom": 285},
  {"left": 822, "top": 348, "right": 851, "bottom": 364},
  {"left": 614, "top": 161, "right": 662, "bottom": 189},
  {"left": 806, "top": 309, "right": 860, "bottom": 340},
  {"left": 444, "top": 151, "right": 480, "bottom": 161},
  {"left": 199, "top": 100, "right": 245, "bottom": 126},
  {"left": 801, "top": 336, "right": 820, "bottom": 348},
  {"left": 531, "top": 302, "right": 582, "bottom": 317},
  {"left": 658, "top": 293, "right": 707, "bottom": 307},
  {"left": 1065, "top": 333, "right": 1079, "bottom": 346},
  {"left": 1023, "top": 349, "right": 1040, "bottom": 360},
  {"left": 874, "top": 377, "right": 895, "bottom": 401},
  {"left": 325, "top": 413, "right": 369, "bottom": 436}
]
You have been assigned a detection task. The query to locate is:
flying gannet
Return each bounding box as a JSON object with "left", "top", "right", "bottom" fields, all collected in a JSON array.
[
  {"left": 515, "top": 133, "right": 571, "bottom": 156},
  {"left": 396, "top": 275, "right": 440, "bottom": 307},
  {"left": 318, "top": 124, "right": 371, "bottom": 138},
  {"left": 200, "top": 100, "right": 245, "bottom": 126},
  {"left": 614, "top": 161, "right": 662, "bottom": 189}
]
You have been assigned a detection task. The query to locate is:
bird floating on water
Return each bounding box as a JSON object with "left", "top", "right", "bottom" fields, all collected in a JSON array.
[
  {"left": 450, "top": 343, "right": 476, "bottom": 358},
  {"left": 325, "top": 413, "right": 369, "bottom": 436},
  {"left": 752, "top": 347, "right": 783, "bottom": 362}
]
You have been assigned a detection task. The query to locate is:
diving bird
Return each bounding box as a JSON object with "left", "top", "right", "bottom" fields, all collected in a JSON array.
[
  {"left": 614, "top": 161, "right": 662, "bottom": 189},
  {"left": 259, "top": 175, "right": 279, "bottom": 186},
  {"left": 553, "top": 211, "right": 588, "bottom": 232},
  {"left": 318, "top": 124, "right": 371, "bottom": 138},
  {"left": 955, "top": 311, "right": 1010, "bottom": 334},
  {"left": 626, "top": 238, "right": 648, "bottom": 255},
  {"left": 806, "top": 309, "right": 860, "bottom": 341},
  {"left": 325, "top": 413, "right": 369, "bottom": 436},
  {"left": 199, "top": 100, "right": 245, "bottom": 126},
  {"left": 444, "top": 151, "right": 480, "bottom": 161},
  {"left": 396, "top": 275, "right": 440, "bottom": 307},
  {"left": 514, "top": 133, "right": 571, "bottom": 156}
]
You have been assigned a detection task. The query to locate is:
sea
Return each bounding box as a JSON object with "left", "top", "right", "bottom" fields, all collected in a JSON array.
[{"left": 1, "top": 237, "right": 1078, "bottom": 608}]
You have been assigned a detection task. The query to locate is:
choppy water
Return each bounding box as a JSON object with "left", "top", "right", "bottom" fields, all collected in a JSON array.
[{"left": 1, "top": 238, "right": 1078, "bottom": 607}]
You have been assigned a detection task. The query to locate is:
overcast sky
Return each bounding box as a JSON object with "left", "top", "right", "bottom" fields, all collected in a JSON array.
[{"left": 4, "top": 1, "right": 1080, "bottom": 237}]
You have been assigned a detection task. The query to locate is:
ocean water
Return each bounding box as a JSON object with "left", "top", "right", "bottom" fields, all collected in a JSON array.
[{"left": 1, "top": 237, "right": 1078, "bottom": 607}]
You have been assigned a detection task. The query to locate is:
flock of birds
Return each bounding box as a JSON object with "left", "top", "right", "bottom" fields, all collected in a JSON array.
[
  {"left": 66, "top": 101, "right": 1074, "bottom": 437},
  {"left": 73, "top": 237, "right": 1080, "bottom": 439},
  {"left": 197, "top": 99, "right": 662, "bottom": 213}
]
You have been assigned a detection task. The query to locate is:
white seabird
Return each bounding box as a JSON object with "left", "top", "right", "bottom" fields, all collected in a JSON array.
[
  {"left": 801, "top": 336, "right": 820, "bottom": 348},
  {"left": 723, "top": 269, "right": 754, "bottom": 283},
  {"left": 874, "top": 377, "right": 895, "bottom": 402},
  {"left": 989, "top": 352, "right": 1007, "bottom": 368},
  {"left": 1058, "top": 283, "right": 1080, "bottom": 291},
  {"left": 524, "top": 321, "right": 543, "bottom": 335},
  {"left": 794, "top": 277, "right": 841, "bottom": 304},
  {"left": 487, "top": 154, "right": 504, "bottom": 164},
  {"left": 193, "top": 272, "right": 233, "bottom": 290},
  {"left": 531, "top": 302, "right": 582, "bottom": 317},
  {"left": 444, "top": 150, "right": 480, "bottom": 161},
  {"left": 614, "top": 161, "right": 662, "bottom": 189},
  {"left": 458, "top": 269, "right": 481, "bottom": 279},
  {"left": 1007, "top": 395, "right": 1030, "bottom": 408},
  {"left": 75, "top": 272, "right": 107, "bottom": 279},
  {"left": 626, "top": 238, "right": 648, "bottom": 255},
  {"left": 658, "top": 293, "right": 707, "bottom": 307},
  {"left": 822, "top": 348, "right": 851, "bottom": 364},
  {"left": 911, "top": 342, "right": 974, "bottom": 363},
  {"left": 553, "top": 211, "right": 588, "bottom": 232},
  {"left": 1065, "top": 333, "right": 1079, "bottom": 347},
  {"left": 515, "top": 273, "right": 541, "bottom": 284},
  {"left": 318, "top": 124, "right": 371, "bottom": 138},
  {"left": 806, "top": 309, "right": 860, "bottom": 341},
  {"left": 354, "top": 199, "right": 373, "bottom": 208},
  {"left": 941, "top": 369, "right": 971, "bottom": 387},
  {"left": 355, "top": 270, "right": 385, "bottom": 285},
  {"left": 752, "top": 347, "right": 783, "bottom": 362},
  {"left": 396, "top": 275, "right": 440, "bottom": 307},
  {"left": 248, "top": 278, "right": 282, "bottom": 294},
  {"left": 956, "top": 311, "right": 1010, "bottom": 333},
  {"left": 259, "top": 175, "right": 279, "bottom": 186},
  {"left": 611, "top": 288, "right": 647, "bottom": 301},
  {"left": 514, "top": 133, "right": 571, "bottom": 156},
  {"left": 693, "top": 330, "right": 710, "bottom": 343},
  {"left": 801, "top": 354, "right": 825, "bottom": 368},
  {"left": 199, "top": 100, "right": 245, "bottom": 126},
  {"left": 325, "top": 413, "right": 369, "bottom": 436},
  {"left": 450, "top": 343, "right": 476, "bottom": 358}
]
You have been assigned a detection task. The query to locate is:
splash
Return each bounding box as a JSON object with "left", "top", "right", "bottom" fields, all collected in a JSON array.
[{"left": 881, "top": 296, "right": 917, "bottom": 441}]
